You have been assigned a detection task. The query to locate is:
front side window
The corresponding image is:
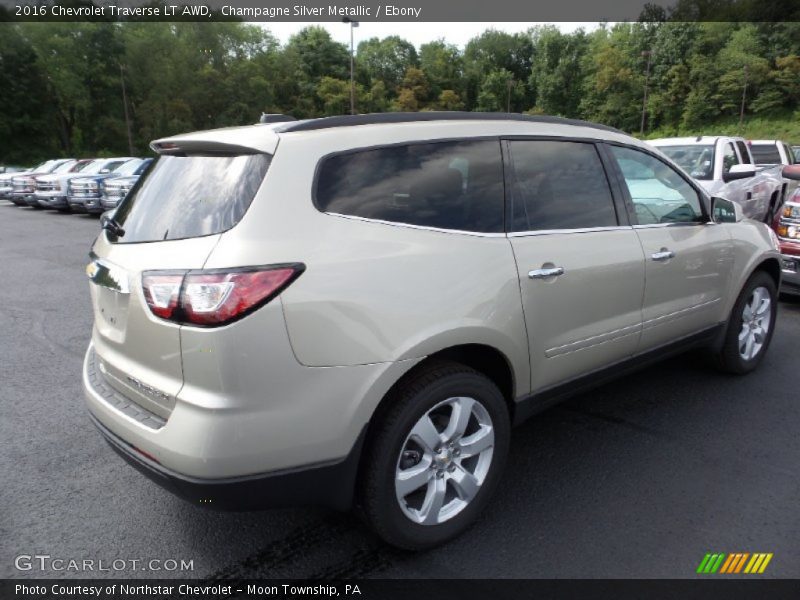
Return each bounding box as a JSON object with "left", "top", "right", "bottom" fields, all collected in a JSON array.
[
  {"left": 611, "top": 145, "right": 704, "bottom": 225},
  {"left": 722, "top": 142, "right": 740, "bottom": 173},
  {"left": 315, "top": 140, "right": 504, "bottom": 233},
  {"left": 507, "top": 140, "right": 617, "bottom": 232},
  {"left": 112, "top": 154, "right": 270, "bottom": 243}
]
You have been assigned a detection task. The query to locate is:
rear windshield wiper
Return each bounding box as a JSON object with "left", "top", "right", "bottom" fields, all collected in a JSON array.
[{"left": 101, "top": 216, "right": 125, "bottom": 238}]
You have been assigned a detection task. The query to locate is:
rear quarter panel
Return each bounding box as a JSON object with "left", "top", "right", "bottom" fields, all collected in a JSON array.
[{"left": 204, "top": 127, "right": 531, "bottom": 397}]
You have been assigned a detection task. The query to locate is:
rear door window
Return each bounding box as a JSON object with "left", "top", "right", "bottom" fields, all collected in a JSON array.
[
  {"left": 750, "top": 144, "right": 781, "bottom": 164},
  {"left": 112, "top": 154, "right": 270, "bottom": 243},
  {"left": 506, "top": 140, "right": 618, "bottom": 232},
  {"left": 315, "top": 140, "right": 504, "bottom": 233},
  {"left": 736, "top": 141, "right": 752, "bottom": 164}
]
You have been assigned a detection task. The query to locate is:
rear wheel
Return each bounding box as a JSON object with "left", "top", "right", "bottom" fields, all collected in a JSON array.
[
  {"left": 713, "top": 271, "right": 777, "bottom": 374},
  {"left": 359, "top": 361, "right": 510, "bottom": 550}
]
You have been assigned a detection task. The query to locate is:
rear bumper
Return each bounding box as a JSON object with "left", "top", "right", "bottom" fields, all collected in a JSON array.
[{"left": 89, "top": 410, "right": 365, "bottom": 511}]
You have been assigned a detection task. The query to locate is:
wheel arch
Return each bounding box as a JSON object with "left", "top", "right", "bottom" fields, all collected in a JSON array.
[{"left": 353, "top": 343, "right": 518, "bottom": 507}]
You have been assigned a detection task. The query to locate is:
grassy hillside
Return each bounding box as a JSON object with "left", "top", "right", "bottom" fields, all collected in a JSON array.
[{"left": 642, "top": 111, "right": 800, "bottom": 144}]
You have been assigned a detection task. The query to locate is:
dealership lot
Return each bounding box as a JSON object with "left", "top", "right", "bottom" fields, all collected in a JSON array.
[{"left": 1, "top": 203, "right": 799, "bottom": 579}]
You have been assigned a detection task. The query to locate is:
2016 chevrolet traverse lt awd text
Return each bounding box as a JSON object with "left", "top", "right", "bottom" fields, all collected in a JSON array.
[{"left": 83, "top": 113, "right": 798, "bottom": 549}]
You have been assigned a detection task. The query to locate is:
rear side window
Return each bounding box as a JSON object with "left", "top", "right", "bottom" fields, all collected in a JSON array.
[
  {"left": 507, "top": 140, "right": 617, "bottom": 232},
  {"left": 315, "top": 141, "right": 504, "bottom": 233},
  {"left": 112, "top": 154, "right": 270, "bottom": 243},
  {"left": 750, "top": 144, "right": 781, "bottom": 164}
]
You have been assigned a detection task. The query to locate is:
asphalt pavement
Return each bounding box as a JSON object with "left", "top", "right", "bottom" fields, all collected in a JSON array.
[{"left": 1, "top": 202, "right": 798, "bottom": 579}]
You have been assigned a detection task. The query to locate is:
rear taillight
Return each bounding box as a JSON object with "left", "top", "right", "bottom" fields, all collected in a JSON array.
[{"left": 142, "top": 265, "right": 304, "bottom": 327}]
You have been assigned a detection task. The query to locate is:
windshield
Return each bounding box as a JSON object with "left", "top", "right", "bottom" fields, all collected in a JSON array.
[
  {"left": 134, "top": 159, "right": 152, "bottom": 175},
  {"left": 53, "top": 161, "right": 77, "bottom": 174},
  {"left": 112, "top": 153, "right": 271, "bottom": 243},
  {"left": 658, "top": 145, "right": 715, "bottom": 180},
  {"left": 112, "top": 159, "right": 144, "bottom": 177},
  {"left": 71, "top": 161, "right": 93, "bottom": 173},
  {"left": 82, "top": 160, "right": 124, "bottom": 175}
]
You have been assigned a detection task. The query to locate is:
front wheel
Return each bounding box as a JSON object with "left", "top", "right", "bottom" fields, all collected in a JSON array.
[
  {"left": 359, "top": 361, "right": 510, "bottom": 550},
  {"left": 713, "top": 271, "right": 778, "bottom": 374}
]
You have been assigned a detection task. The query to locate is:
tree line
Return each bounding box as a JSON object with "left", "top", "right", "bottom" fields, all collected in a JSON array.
[{"left": 1, "top": 20, "right": 799, "bottom": 163}]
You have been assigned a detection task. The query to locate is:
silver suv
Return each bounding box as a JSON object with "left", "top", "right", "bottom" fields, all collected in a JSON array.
[{"left": 84, "top": 113, "right": 791, "bottom": 549}]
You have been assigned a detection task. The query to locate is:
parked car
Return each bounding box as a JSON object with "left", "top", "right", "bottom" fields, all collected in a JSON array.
[
  {"left": 649, "top": 136, "right": 784, "bottom": 222},
  {"left": 84, "top": 113, "right": 792, "bottom": 550},
  {"left": 771, "top": 167, "right": 800, "bottom": 296},
  {"left": 0, "top": 165, "right": 35, "bottom": 200},
  {"left": 0, "top": 165, "right": 27, "bottom": 174},
  {"left": 100, "top": 158, "right": 153, "bottom": 211},
  {"left": 67, "top": 158, "right": 135, "bottom": 213},
  {"left": 749, "top": 139, "right": 799, "bottom": 205},
  {"left": 33, "top": 159, "right": 95, "bottom": 211},
  {"left": 10, "top": 159, "right": 75, "bottom": 206}
]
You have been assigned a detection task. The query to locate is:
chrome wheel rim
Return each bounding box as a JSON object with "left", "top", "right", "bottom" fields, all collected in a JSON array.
[
  {"left": 739, "top": 286, "right": 772, "bottom": 361},
  {"left": 395, "top": 396, "right": 494, "bottom": 526}
]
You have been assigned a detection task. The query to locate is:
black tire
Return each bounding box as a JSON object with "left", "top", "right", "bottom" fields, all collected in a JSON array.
[
  {"left": 713, "top": 271, "right": 778, "bottom": 374},
  {"left": 358, "top": 361, "right": 510, "bottom": 550}
]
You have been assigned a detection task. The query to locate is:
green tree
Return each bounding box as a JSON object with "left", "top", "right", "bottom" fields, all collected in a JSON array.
[{"left": 357, "top": 36, "right": 418, "bottom": 93}]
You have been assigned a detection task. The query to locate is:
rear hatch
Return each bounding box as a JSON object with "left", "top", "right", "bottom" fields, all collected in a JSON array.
[{"left": 87, "top": 127, "right": 278, "bottom": 420}]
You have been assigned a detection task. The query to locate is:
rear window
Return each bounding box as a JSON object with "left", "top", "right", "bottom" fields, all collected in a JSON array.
[
  {"left": 750, "top": 144, "right": 781, "bottom": 164},
  {"left": 315, "top": 140, "right": 504, "bottom": 233},
  {"left": 112, "top": 154, "right": 270, "bottom": 243}
]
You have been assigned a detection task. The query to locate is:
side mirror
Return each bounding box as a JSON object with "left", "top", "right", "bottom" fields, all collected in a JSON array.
[
  {"left": 722, "top": 164, "right": 756, "bottom": 182},
  {"left": 782, "top": 165, "right": 800, "bottom": 181},
  {"left": 711, "top": 196, "right": 744, "bottom": 223},
  {"left": 100, "top": 168, "right": 110, "bottom": 174}
]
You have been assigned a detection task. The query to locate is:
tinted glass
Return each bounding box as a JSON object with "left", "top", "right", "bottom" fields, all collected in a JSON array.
[
  {"left": 750, "top": 144, "right": 782, "bottom": 164},
  {"left": 113, "top": 154, "right": 270, "bottom": 243},
  {"left": 657, "top": 145, "right": 714, "bottom": 180},
  {"left": 316, "top": 141, "right": 504, "bottom": 233},
  {"left": 722, "top": 143, "right": 739, "bottom": 172},
  {"left": 507, "top": 140, "right": 617, "bottom": 232},
  {"left": 611, "top": 145, "right": 704, "bottom": 225},
  {"left": 736, "top": 141, "right": 752, "bottom": 164}
]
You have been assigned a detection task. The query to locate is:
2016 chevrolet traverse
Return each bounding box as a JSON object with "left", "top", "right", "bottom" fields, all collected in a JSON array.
[{"left": 83, "top": 113, "right": 796, "bottom": 549}]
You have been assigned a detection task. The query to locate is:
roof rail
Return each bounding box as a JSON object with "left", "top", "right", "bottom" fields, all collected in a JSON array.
[
  {"left": 275, "top": 112, "right": 624, "bottom": 135},
  {"left": 258, "top": 113, "right": 296, "bottom": 124}
]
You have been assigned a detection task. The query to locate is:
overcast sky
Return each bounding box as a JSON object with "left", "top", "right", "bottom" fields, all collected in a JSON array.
[{"left": 259, "top": 22, "right": 603, "bottom": 49}]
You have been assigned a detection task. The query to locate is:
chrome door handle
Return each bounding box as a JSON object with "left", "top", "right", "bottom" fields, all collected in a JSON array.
[
  {"left": 529, "top": 267, "right": 565, "bottom": 279},
  {"left": 651, "top": 250, "right": 675, "bottom": 262}
]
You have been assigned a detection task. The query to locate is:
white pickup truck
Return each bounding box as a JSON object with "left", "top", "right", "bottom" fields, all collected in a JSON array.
[
  {"left": 749, "top": 139, "right": 799, "bottom": 207},
  {"left": 649, "top": 136, "right": 783, "bottom": 222}
]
